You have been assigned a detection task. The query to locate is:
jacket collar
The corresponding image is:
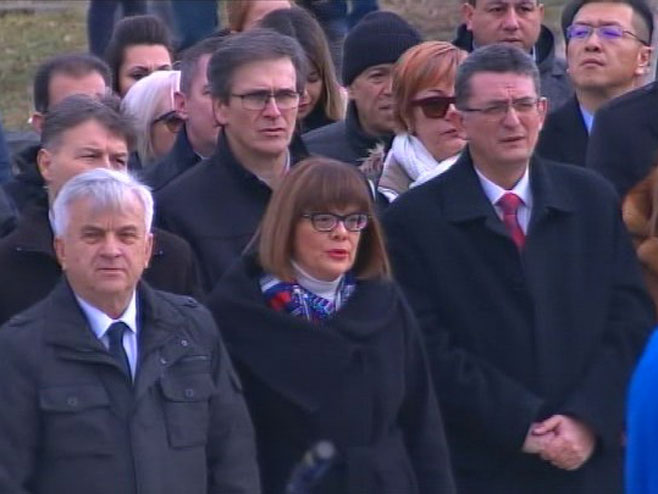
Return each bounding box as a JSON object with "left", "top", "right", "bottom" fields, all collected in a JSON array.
[
  {"left": 345, "top": 102, "right": 390, "bottom": 160},
  {"left": 172, "top": 125, "right": 201, "bottom": 165},
  {"left": 440, "top": 148, "right": 576, "bottom": 226},
  {"left": 453, "top": 24, "right": 558, "bottom": 70}
]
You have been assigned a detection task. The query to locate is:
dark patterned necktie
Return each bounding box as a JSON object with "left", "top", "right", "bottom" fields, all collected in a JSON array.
[
  {"left": 497, "top": 192, "right": 526, "bottom": 250},
  {"left": 106, "top": 322, "right": 131, "bottom": 378}
]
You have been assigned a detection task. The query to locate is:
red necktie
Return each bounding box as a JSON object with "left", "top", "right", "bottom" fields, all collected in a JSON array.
[{"left": 497, "top": 192, "right": 525, "bottom": 250}]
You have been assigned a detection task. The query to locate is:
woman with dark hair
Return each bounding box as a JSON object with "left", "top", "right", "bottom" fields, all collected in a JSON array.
[
  {"left": 104, "top": 14, "right": 174, "bottom": 97},
  {"left": 260, "top": 6, "right": 346, "bottom": 132},
  {"left": 207, "top": 157, "right": 455, "bottom": 494}
]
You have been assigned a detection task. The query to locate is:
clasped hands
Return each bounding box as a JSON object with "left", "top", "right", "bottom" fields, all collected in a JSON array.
[{"left": 521, "top": 414, "right": 596, "bottom": 470}]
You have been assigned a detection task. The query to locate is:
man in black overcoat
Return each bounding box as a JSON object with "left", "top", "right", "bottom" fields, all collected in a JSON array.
[
  {"left": 383, "top": 44, "right": 654, "bottom": 494},
  {"left": 536, "top": 0, "right": 653, "bottom": 166},
  {"left": 156, "top": 29, "right": 309, "bottom": 293},
  {"left": 0, "top": 168, "right": 259, "bottom": 494}
]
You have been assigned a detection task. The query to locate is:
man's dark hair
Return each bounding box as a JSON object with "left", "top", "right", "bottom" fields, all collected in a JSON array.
[
  {"left": 207, "top": 28, "right": 308, "bottom": 102},
  {"left": 41, "top": 94, "right": 136, "bottom": 151},
  {"left": 104, "top": 14, "right": 173, "bottom": 94},
  {"left": 178, "top": 34, "right": 229, "bottom": 96},
  {"left": 561, "top": 0, "right": 654, "bottom": 45},
  {"left": 33, "top": 53, "right": 111, "bottom": 113},
  {"left": 455, "top": 44, "right": 541, "bottom": 108}
]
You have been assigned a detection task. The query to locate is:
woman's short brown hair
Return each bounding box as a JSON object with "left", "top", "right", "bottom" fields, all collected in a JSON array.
[
  {"left": 259, "top": 157, "right": 391, "bottom": 281},
  {"left": 393, "top": 41, "right": 467, "bottom": 132}
]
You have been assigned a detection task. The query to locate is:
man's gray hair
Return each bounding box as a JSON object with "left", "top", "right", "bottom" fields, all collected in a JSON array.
[
  {"left": 455, "top": 44, "right": 541, "bottom": 109},
  {"left": 51, "top": 168, "right": 154, "bottom": 236}
]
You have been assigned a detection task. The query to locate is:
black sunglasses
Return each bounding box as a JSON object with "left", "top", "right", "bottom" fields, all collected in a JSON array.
[
  {"left": 410, "top": 95, "right": 456, "bottom": 119},
  {"left": 151, "top": 110, "right": 184, "bottom": 133}
]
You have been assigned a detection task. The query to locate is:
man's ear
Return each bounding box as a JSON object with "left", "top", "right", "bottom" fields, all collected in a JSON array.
[
  {"left": 173, "top": 91, "right": 187, "bottom": 119},
  {"left": 31, "top": 112, "right": 45, "bottom": 134},
  {"left": 144, "top": 232, "right": 154, "bottom": 269},
  {"left": 37, "top": 148, "right": 53, "bottom": 182},
  {"left": 212, "top": 98, "right": 229, "bottom": 126},
  {"left": 447, "top": 107, "right": 467, "bottom": 141},
  {"left": 462, "top": 2, "right": 475, "bottom": 29},
  {"left": 635, "top": 45, "right": 653, "bottom": 78},
  {"left": 53, "top": 236, "right": 66, "bottom": 270}
]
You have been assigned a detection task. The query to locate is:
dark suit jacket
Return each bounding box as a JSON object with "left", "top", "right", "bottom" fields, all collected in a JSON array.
[
  {"left": 587, "top": 81, "right": 658, "bottom": 197},
  {"left": 0, "top": 279, "right": 259, "bottom": 494},
  {"left": 536, "top": 96, "right": 589, "bottom": 166},
  {"left": 156, "top": 131, "right": 307, "bottom": 293},
  {"left": 0, "top": 203, "right": 202, "bottom": 325},
  {"left": 142, "top": 125, "right": 202, "bottom": 192},
  {"left": 383, "top": 149, "right": 654, "bottom": 494}
]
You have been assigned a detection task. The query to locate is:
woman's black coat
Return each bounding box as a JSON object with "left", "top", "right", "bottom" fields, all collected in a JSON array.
[{"left": 207, "top": 255, "right": 455, "bottom": 494}]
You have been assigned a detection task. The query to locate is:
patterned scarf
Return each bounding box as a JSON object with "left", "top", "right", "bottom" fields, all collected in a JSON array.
[{"left": 260, "top": 272, "right": 356, "bottom": 323}]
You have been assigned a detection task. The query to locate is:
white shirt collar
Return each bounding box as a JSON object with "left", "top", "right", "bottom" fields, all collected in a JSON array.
[
  {"left": 474, "top": 165, "right": 533, "bottom": 209},
  {"left": 76, "top": 291, "right": 138, "bottom": 341}
]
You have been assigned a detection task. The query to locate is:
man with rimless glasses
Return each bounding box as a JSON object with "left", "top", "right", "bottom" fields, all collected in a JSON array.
[
  {"left": 156, "top": 29, "right": 310, "bottom": 293},
  {"left": 537, "top": 0, "right": 652, "bottom": 167},
  {"left": 384, "top": 44, "right": 654, "bottom": 494}
]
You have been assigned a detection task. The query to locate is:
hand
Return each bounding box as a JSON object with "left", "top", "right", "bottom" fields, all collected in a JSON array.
[
  {"left": 533, "top": 414, "right": 596, "bottom": 470},
  {"left": 521, "top": 423, "right": 555, "bottom": 454}
]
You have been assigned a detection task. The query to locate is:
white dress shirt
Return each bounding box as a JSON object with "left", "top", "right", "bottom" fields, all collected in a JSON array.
[
  {"left": 76, "top": 292, "right": 139, "bottom": 379},
  {"left": 474, "top": 166, "right": 533, "bottom": 233}
]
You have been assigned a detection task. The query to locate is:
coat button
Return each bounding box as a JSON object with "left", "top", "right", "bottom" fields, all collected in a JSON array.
[
  {"left": 180, "top": 339, "right": 189, "bottom": 347},
  {"left": 184, "top": 388, "right": 195, "bottom": 398},
  {"left": 160, "top": 357, "right": 168, "bottom": 365},
  {"left": 67, "top": 397, "right": 78, "bottom": 407}
]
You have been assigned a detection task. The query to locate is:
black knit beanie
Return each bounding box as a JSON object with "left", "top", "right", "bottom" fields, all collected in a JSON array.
[{"left": 341, "top": 11, "right": 422, "bottom": 86}]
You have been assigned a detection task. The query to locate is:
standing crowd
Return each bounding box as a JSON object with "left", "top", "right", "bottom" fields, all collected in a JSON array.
[{"left": 0, "top": 0, "right": 657, "bottom": 493}]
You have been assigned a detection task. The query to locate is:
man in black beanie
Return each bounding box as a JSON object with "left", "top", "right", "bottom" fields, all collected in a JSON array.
[{"left": 303, "top": 11, "right": 422, "bottom": 167}]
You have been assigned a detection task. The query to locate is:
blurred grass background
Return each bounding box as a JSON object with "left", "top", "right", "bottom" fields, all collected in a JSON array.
[{"left": 0, "top": 0, "right": 614, "bottom": 131}]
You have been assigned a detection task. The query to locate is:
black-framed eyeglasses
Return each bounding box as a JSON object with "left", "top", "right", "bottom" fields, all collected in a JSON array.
[
  {"left": 151, "top": 110, "right": 184, "bottom": 133},
  {"left": 231, "top": 89, "right": 301, "bottom": 111},
  {"left": 410, "top": 95, "right": 456, "bottom": 119},
  {"left": 566, "top": 23, "right": 649, "bottom": 45},
  {"left": 301, "top": 212, "right": 370, "bottom": 232},
  {"left": 460, "top": 97, "right": 543, "bottom": 118}
]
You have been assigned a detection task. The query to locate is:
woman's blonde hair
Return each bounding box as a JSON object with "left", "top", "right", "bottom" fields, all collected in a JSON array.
[
  {"left": 259, "top": 157, "right": 390, "bottom": 281},
  {"left": 120, "top": 70, "right": 180, "bottom": 165},
  {"left": 393, "top": 41, "right": 466, "bottom": 132}
]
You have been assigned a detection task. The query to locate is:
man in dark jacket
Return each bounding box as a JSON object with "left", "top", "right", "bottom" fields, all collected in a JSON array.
[
  {"left": 156, "top": 29, "right": 309, "bottom": 293},
  {"left": 143, "top": 35, "right": 227, "bottom": 191},
  {"left": 383, "top": 44, "right": 654, "bottom": 494},
  {"left": 536, "top": 0, "right": 652, "bottom": 166},
  {"left": 0, "top": 168, "right": 259, "bottom": 494},
  {"left": 0, "top": 95, "right": 201, "bottom": 325},
  {"left": 303, "top": 11, "right": 421, "bottom": 167},
  {"left": 454, "top": 0, "right": 572, "bottom": 111},
  {"left": 4, "top": 53, "right": 111, "bottom": 213}
]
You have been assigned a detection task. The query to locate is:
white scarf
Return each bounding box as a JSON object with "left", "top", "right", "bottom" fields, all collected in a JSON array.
[{"left": 384, "top": 133, "right": 459, "bottom": 189}]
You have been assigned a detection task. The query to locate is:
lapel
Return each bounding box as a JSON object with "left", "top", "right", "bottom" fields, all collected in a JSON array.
[
  {"left": 439, "top": 149, "right": 576, "bottom": 243},
  {"left": 440, "top": 150, "right": 510, "bottom": 241},
  {"left": 213, "top": 256, "right": 397, "bottom": 412}
]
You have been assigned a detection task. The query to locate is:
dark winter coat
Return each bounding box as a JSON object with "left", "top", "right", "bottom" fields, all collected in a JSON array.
[
  {"left": 142, "top": 125, "right": 202, "bottom": 192},
  {"left": 0, "top": 280, "right": 260, "bottom": 494},
  {"left": 0, "top": 202, "right": 202, "bottom": 325},
  {"left": 207, "top": 255, "right": 456, "bottom": 494},
  {"left": 303, "top": 103, "right": 390, "bottom": 166},
  {"left": 3, "top": 144, "right": 43, "bottom": 213},
  {"left": 453, "top": 24, "right": 573, "bottom": 111},
  {"left": 587, "top": 81, "right": 658, "bottom": 197},
  {"left": 156, "top": 131, "right": 308, "bottom": 293},
  {"left": 383, "top": 148, "right": 654, "bottom": 494},
  {"left": 536, "top": 95, "right": 589, "bottom": 166}
]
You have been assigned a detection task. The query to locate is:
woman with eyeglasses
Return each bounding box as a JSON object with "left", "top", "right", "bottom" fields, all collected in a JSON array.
[
  {"left": 207, "top": 157, "right": 455, "bottom": 494},
  {"left": 378, "top": 41, "right": 467, "bottom": 202},
  {"left": 121, "top": 70, "right": 183, "bottom": 168}
]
